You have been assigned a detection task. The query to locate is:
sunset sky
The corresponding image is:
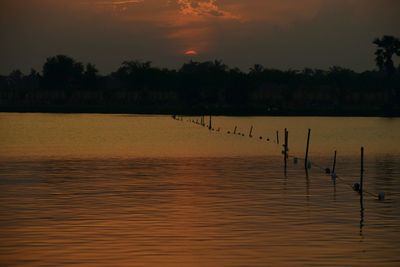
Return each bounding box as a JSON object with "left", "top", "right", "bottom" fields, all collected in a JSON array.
[{"left": 1, "top": 0, "right": 399, "bottom": 74}]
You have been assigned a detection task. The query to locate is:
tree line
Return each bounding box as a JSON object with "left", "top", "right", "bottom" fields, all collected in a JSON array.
[{"left": 0, "top": 35, "right": 399, "bottom": 115}]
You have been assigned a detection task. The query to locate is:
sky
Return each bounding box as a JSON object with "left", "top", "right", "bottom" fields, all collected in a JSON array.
[{"left": 1, "top": 0, "right": 399, "bottom": 74}]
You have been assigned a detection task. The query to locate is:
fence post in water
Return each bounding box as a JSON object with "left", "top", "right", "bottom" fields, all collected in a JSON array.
[
  {"left": 360, "top": 147, "right": 365, "bottom": 234},
  {"left": 208, "top": 116, "right": 212, "bottom": 130},
  {"left": 234, "top": 126, "right": 237, "bottom": 135},
  {"left": 249, "top": 126, "right": 253, "bottom": 138},
  {"left": 276, "top": 130, "right": 280, "bottom": 144},
  {"left": 284, "top": 128, "right": 289, "bottom": 158},
  {"left": 332, "top": 150, "right": 337, "bottom": 177},
  {"left": 305, "top": 129, "right": 311, "bottom": 170},
  {"left": 360, "top": 147, "right": 364, "bottom": 194},
  {"left": 284, "top": 128, "right": 288, "bottom": 169}
]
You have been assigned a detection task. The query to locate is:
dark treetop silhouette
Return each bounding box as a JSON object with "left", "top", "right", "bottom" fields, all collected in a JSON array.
[
  {"left": 373, "top": 36, "right": 400, "bottom": 77},
  {"left": 0, "top": 36, "right": 399, "bottom": 116}
]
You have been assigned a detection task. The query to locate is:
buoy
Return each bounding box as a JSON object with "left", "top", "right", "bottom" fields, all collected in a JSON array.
[
  {"left": 325, "top": 168, "right": 331, "bottom": 174},
  {"left": 267, "top": 138, "right": 270, "bottom": 141},
  {"left": 378, "top": 192, "right": 385, "bottom": 201},
  {"left": 259, "top": 136, "right": 263, "bottom": 140},
  {"left": 227, "top": 131, "right": 230, "bottom": 134},
  {"left": 353, "top": 182, "right": 361, "bottom": 192}
]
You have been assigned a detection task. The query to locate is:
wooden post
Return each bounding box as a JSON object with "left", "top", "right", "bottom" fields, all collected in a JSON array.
[
  {"left": 249, "top": 126, "right": 253, "bottom": 137},
  {"left": 305, "top": 129, "right": 311, "bottom": 170},
  {"left": 208, "top": 116, "right": 212, "bottom": 130},
  {"left": 234, "top": 126, "right": 237, "bottom": 135},
  {"left": 284, "top": 128, "right": 288, "bottom": 169},
  {"left": 276, "top": 130, "right": 279, "bottom": 144},
  {"left": 285, "top": 128, "right": 289, "bottom": 158},
  {"left": 360, "top": 147, "right": 364, "bottom": 194},
  {"left": 332, "top": 150, "right": 337, "bottom": 175},
  {"left": 360, "top": 147, "right": 364, "bottom": 235}
]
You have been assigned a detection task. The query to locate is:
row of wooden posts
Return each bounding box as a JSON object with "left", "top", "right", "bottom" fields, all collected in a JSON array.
[
  {"left": 173, "top": 115, "right": 384, "bottom": 201},
  {"left": 281, "top": 127, "right": 380, "bottom": 200}
]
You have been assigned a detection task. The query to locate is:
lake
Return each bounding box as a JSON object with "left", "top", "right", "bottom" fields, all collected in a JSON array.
[{"left": 1, "top": 113, "right": 400, "bottom": 266}]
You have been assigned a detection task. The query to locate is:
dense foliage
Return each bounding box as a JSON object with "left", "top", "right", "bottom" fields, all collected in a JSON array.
[{"left": 1, "top": 36, "right": 399, "bottom": 115}]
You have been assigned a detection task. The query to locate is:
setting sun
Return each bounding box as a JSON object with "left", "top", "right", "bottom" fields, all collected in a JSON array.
[{"left": 184, "top": 50, "right": 198, "bottom": 56}]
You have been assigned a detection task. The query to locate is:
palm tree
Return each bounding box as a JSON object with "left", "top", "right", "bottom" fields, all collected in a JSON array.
[{"left": 373, "top": 35, "right": 400, "bottom": 76}]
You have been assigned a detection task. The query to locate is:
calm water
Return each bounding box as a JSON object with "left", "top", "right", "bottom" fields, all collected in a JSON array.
[{"left": 0, "top": 113, "right": 400, "bottom": 266}]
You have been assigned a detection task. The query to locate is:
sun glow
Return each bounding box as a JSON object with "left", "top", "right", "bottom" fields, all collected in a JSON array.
[{"left": 184, "top": 50, "right": 198, "bottom": 56}]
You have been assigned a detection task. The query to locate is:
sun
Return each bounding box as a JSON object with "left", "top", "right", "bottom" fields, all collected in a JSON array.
[{"left": 184, "top": 50, "right": 198, "bottom": 56}]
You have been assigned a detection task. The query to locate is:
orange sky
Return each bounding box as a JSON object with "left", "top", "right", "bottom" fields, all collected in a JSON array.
[
  {"left": 80, "top": 0, "right": 324, "bottom": 54},
  {"left": 0, "top": 0, "right": 399, "bottom": 73}
]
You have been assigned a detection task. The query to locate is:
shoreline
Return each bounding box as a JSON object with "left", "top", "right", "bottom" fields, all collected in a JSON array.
[{"left": 1, "top": 106, "right": 399, "bottom": 117}]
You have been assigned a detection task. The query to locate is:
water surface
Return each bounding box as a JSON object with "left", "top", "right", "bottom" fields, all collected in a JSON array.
[{"left": 0, "top": 113, "right": 399, "bottom": 266}]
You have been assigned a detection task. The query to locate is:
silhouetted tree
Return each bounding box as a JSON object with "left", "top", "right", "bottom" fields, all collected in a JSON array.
[
  {"left": 1, "top": 53, "right": 400, "bottom": 115},
  {"left": 25, "top": 69, "right": 41, "bottom": 90},
  {"left": 84, "top": 63, "right": 98, "bottom": 78},
  {"left": 212, "top": 60, "right": 228, "bottom": 73},
  {"left": 83, "top": 63, "right": 100, "bottom": 90},
  {"left": 8, "top": 70, "right": 24, "bottom": 90},
  {"left": 373, "top": 35, "right": 400, "bottom": 76},
  {"left": 119, "top": 60, "right": 152, "bottom": 74},
  {"left": 249, "top": 64, "right": 264, "bottom": 76},
  {"left": 42, "top": 55, "right": 84, "bottom": 90},
  {"left": 327, "top": 66, "right": 356, "bottom": 84},
  {"left": 9, "top": 69, "right": 23, "bottom": 80},
  {"left": 113, "top": 60, "right": 157, "bottom": 90}
]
